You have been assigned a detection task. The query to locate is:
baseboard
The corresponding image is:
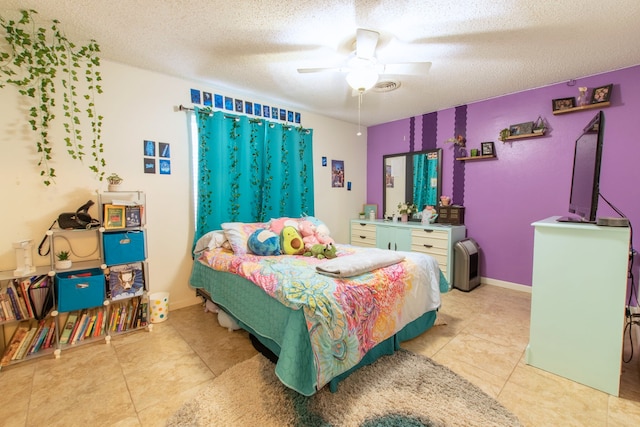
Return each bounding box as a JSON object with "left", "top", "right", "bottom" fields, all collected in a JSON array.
[{"left": 481, "top": 277, "right": 532, "bottom": 293}]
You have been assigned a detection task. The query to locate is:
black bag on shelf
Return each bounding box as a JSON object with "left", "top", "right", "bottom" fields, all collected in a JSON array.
[{"left": 57, "top": 200, "right": 100, "bottom": 230}]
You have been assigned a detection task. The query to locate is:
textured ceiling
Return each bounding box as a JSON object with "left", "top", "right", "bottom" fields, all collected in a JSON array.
[{"left": 1, "top": 0, "right": 640, "bottom": 126}]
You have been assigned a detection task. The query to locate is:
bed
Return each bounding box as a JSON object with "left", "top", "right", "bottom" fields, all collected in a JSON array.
[{"left": 189, "top": 220, "right": 448, "bottom": 396}]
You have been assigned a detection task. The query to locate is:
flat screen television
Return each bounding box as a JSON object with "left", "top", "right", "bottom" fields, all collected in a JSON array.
[{"left": 558, "top": 110, "right": 605, "bottom": 223}]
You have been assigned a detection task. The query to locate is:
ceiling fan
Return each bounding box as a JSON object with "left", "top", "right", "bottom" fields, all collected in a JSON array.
[{"left": 297, "top": 28, "right": 432, "bottom": 93}]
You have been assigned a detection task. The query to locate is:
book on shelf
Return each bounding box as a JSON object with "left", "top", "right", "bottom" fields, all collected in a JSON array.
[
  {"left": 108, "top": 263, "right": 144, "bottom": 301},
  {"left": 0, "top": 291, "right": 13, "bottom": 321},
  {"left": 71, "top": 311, "right": 89, "bottom": 344},
  {"left": 25, "top": 319, "right": 47, "bottom": 356},
  {"left": 59, "top": 313, "right": 78, "bottom": 345},
  {"left": 5, "top": 283, "right": 25, "bottom": 321},
  {"left": 19, "top": 277, "right": 35, "bottom": 318},
  {"left": 0, "top": 325, "right": 29, "bottom": 365},
  {"left": 11, "top": 279, "right": 31, "bottom": 319},
  {"left": 43, "top": 318, "right": 57, "bottom": 349},
  {"left": 93, "top": 310, "right": 104, "bottom": 337},
  {"left": 14, "top": 326, "right": 38, "bottom": 360}
]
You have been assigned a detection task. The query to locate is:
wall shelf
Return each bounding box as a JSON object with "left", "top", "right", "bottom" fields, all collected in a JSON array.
[
  {"left": 456, "top": 155, "right": 497, "bottom": 161},
  {"left": 553, "top": 101, "right": 610, "bottom": 115},
  {"left": 502, "top": 131, "right": 545, "bottom": 141}
]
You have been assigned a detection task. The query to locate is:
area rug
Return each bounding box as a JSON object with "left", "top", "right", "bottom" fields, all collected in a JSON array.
[{"left": 167, "top": 350, "right": 521, "bottom": 427}]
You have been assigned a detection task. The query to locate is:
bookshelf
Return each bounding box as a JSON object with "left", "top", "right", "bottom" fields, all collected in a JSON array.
[
  {"left": 98, "top": 190, "right": 151, "bottom": 341},
  {"left": 0, "top": 191, "right": 151, "bottom": 370}
]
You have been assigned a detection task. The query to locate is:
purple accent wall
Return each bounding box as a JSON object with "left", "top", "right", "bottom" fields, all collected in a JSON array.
[
  {"left": 368, "top": 65, "right": 640, "bottom": 294},
  {"left": 452, "top": 105, "right": 467, "bottom": 206},
  {"left": 422, "top": 112, "right": 437, "bottom": 150}
]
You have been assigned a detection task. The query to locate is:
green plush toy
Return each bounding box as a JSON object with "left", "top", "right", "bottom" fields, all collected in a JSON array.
[{"left": 304, "top": 243, "right": 337, "bottom": 259}]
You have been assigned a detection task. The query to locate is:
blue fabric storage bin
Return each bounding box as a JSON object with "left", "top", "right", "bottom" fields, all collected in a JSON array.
[
  {"left": 56, "top": 268, "right": 106, "bottom": 312},
  {"left": 103, "top": 230, "right": 146, "bottom": 265}
]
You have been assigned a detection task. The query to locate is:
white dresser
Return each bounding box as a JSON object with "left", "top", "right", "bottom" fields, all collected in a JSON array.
[
  {"left": 349, "top": 219, "right": 466, "bottom": 284},
  {"left": 527, "top": 217, "right": 630, "bottom": 396}
]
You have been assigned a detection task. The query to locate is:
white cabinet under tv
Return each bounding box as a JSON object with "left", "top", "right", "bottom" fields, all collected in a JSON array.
[{"left": 526, "top": 217, "right": 629, "bottom": 396}]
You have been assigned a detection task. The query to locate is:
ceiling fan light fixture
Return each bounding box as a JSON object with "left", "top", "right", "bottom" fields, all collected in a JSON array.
[{"left": 346, "top": 67, "right": 379, "bottom": 91}]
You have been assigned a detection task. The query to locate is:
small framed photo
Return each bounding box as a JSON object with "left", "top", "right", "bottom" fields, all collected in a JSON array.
[
  {"left": 481, "top": 141, "right": 495, "bottom": 157},
  {"left": 104, "top": 204, "right": 125, "bottom": 229},
  {"left": 363, "top": 204, "right": 377, "bottom": 219},
  {"left": 509, "top": 121, "right": 534, "bottom": 136},
  {"left": 590, "top": 84, "right": 613, "bottom": 104},
  {"left": 125, "top": 205, "right": 142, "bottom": 228},
  {"left": 552, "top": 97, "right": 576, "bottom": 112}
]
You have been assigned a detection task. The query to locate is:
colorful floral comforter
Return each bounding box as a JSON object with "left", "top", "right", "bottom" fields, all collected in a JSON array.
[{"left": 198, "top": 244, "right": 442, "bottom": 389}]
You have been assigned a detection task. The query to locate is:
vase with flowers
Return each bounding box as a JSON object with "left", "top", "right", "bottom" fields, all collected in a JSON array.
[{"left": 397, "top": 202, "right": 417, "bottom": 222}]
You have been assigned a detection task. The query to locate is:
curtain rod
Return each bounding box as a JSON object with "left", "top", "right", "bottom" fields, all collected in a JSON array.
[{"left": 177, "top": 104, "right": 310, "bottom": 132}]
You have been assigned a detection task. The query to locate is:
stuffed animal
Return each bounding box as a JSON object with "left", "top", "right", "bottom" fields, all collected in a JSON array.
[
  {"left": 298, "top": 220, "right": 319, "bottom": 250},
  {"left": 304, "top": 243, "right": 337, "bottom": 259},
  {"left": 280, "top": 225, "right": 305, "bottom": 255},
  {"left": 299, "top": 219, "right": 335, "bottom": 248},
  {"left": 248, "top": 228, "right": 281, "bottom": 256}
]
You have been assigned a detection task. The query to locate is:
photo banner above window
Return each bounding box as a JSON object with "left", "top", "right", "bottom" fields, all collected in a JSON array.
[{"left": 193, "top": 108, "right": 314, "bottom": 245}]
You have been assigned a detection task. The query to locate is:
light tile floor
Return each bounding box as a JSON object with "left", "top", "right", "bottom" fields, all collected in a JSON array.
[{"left": 1, "top": 284, "right": 639, "bottom": 426}]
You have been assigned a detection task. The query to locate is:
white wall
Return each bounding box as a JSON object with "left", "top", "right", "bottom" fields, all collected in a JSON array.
[{"left": 0, "top": 60, "right": 366, "bottom": 310}]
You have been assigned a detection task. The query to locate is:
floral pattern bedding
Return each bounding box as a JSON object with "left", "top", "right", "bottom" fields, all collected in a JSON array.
[{"left": 198, "top": 243, "right": 442, "bottom": 389}]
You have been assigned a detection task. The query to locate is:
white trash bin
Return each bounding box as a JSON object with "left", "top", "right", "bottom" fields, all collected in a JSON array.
[{"left": 149, "top": 291, "right": 169, "bottom": 323}]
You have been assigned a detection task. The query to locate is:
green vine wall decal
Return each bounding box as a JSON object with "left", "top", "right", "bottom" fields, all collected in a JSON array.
[{"left": 0, "top": 9, "right": 105, "bottom": 185}]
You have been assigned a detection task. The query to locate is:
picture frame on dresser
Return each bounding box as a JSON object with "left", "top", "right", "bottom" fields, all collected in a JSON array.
[{"left": 363, "top": 204, "right": 377, "bottom": 219}]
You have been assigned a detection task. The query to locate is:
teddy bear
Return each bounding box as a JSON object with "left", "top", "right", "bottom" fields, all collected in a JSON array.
[
  {"left": 298, "top": 219, "right": 334, "bottom": 248},
  {"left": 304, "top": 243, "right": 337, "bottom": 259},
  {"left": 298, "top": 220, "right": 320, "bottom": 250}
]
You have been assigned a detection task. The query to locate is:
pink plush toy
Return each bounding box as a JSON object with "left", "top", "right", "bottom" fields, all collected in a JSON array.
[
  {"left": 298, "top": 220, "right": 319, "bottom": 250},
  {"left": 313, "top": 222, "right": 334, "bottom": 246}
]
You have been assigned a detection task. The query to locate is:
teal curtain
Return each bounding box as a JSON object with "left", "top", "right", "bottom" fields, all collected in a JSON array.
[
  {"left": 194, "top": 108, "right": 314, "bottom": 245},
  {"left": 412, "top": 153, "right": 438, "bottom": 209}
]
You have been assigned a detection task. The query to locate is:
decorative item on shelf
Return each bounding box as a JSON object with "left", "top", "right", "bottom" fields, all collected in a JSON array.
[
  {"left": 470, "top": 149, "right": 479, "bottom": 157},
  {"left": 577, "top": 87, "right": 589, "bottom": 106},
  {"left": 552, "top": 97, "right": 576, "bottom": 112},
  {"left": 509, "top": 121, "right": 534, "bottom": 136},
  {"left": 106, "top": 173, "right": 123, "bottom": 191},
  {"left": 440, "top": 196, "right": 451, "bottom": 207},
  {"left": 445, "top": 135, "right": 466, "bottom": 147},
  {"left": 590, "top": 84, "right": 613, "bottom": 104},
  {"left": 397, "top": 202, "right": 417, "bottom": 222},
  {"left": 532, "top": 116, "right": 547, "bottom": 134},
  {"left": 499, "top": 128, "right": 510, "bottom": 142},
  {"left": 358, "top": 212, "right": 365, "bottom": 219},
  {"left": 481, "top": 142, "right": 495, "bottom": 157},
  {"left": 55, "top": 251, "right": 72, "bottom": 270}
]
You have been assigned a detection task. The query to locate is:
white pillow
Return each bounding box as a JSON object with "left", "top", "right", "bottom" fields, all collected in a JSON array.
[{"left": 193, "top": 230, "right": 228, "bottom": 254}]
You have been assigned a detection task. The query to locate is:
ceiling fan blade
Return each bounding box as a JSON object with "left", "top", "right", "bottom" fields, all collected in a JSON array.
[
  {"left": 297, "top": 67, "right": 347, "bottom": 74},
  {"left": 381, "top": 61, "right": 432, "bottom": 75},
  {"left": 355, "top": 28, "right": 379, "bottom": 60}
]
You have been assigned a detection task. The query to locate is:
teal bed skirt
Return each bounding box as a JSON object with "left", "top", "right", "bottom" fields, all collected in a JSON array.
[{"left": 190, "top": 260, "right": 439, "bottom": 396}]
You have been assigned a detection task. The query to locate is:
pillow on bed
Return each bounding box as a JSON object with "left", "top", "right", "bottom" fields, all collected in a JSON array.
[
  {"left": 248, "top": 228, "right": 281, "bottom": 256},
  {"left": 302, "top": 216, "right": 331, "bottom": 236},
  {"left": 268, "top": 217, "right": 299, "bottom": 235},
  {"left": 193, "top": 230, "right": 230, "bottom": 255},
  {"left": 221, "top": 222, "right": 267, "bottom": 255}
]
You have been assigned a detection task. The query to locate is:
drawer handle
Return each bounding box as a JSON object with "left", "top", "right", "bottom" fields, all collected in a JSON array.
[
  {"left": 423, "top": 229, "right": 434, "bottom": 233},
  {"left": 423, "top": 244, "right": 433, "bottom": 249},
  {"left": 76, "top": 283, "right": 90, "bottom": 289},
  {"left": 388, "top": 242, "right": 391, "bottom": 250},
  {"left": 359, "top": 223, "right": 366, "bottom": 226},
  {"left": 359, "top": 235, "right": 366, "bottom": 239}
]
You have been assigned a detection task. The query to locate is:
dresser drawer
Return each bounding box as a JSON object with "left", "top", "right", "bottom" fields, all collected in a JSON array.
[
  {"left": 351, "top": 222, "right": 377, "bottom": 247},
  {"left": 411, "top": 229, "right": 449, "bottom": 251}
]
